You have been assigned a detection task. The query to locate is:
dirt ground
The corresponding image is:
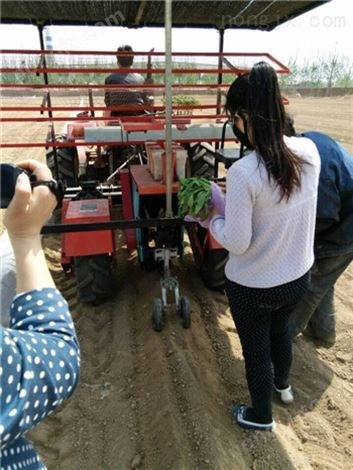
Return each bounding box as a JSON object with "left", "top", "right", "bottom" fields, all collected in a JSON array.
[{"left": 1, "top": 96, "right": 353, "bottom": 470}]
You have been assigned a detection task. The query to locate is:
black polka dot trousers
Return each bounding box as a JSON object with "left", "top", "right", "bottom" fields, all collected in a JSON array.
[{"left": 225, "top": 271, "right": 310, "bottom": 423}]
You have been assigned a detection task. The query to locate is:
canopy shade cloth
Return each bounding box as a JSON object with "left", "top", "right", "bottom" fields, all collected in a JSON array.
[{"left": 1, "top": 0, "right": 329, "bottom": 30}]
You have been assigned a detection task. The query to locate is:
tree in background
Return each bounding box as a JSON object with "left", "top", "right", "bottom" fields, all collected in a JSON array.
[{"left": 278, "top": 53, "right": 353, "bottom": 89}]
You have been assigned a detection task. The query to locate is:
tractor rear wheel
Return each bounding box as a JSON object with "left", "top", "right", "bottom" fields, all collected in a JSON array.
[
  {"left": 186, "top": 142, "right": 215, "bottom": 179},
  {"left": 46, "top": 134, "right": 79, "bottom": 188},
  {"left": 200, "top": 248, "right": 228, "bottom": 290},
  {"left": 74, "top": 254, "right": 115, "bottom": 305}
]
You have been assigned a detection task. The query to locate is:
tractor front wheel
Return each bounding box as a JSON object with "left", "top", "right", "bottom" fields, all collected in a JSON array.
[{"left": 74, "top": 254, "right": 115, "bottom": 305}]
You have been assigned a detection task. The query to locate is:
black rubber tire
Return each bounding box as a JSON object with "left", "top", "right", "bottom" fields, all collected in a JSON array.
[
  {"left": 186, "top": 142, "right": 215, "bottom": 179},
  {"left": 152, "top": 298, "right": 164, "bottom": 332},
  {"left": 200, "top": 247, "right": 228, "bottom": 290},
  {"left": 73, "top": 254, "right": 115, "bottom": 305},
  {"left": 46, "top": 134, "right": 79, "bottom": 188},
  {"left": 179, "top": 296, "right": 191, "bottom": 329}
]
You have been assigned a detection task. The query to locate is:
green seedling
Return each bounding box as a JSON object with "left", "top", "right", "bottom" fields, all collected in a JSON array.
[{"left": 178, "top": 177, "right": 211, "bottom": 220}]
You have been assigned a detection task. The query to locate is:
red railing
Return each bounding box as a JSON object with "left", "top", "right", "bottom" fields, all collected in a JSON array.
[{"left": 0, "top": 49, "right": 290, "bottom": 149}]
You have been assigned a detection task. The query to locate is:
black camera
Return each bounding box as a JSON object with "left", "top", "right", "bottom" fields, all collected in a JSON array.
[
  {"left": 0, "top": 163, "right": 64, "bottom": 209},
  {"left": 0, "top": 163, "right": 33, "bottom": 209}
]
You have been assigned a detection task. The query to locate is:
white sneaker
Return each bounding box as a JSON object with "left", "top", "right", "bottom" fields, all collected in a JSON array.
[{"left": 274, "top": 385, "right": 294, "bottom": 404}]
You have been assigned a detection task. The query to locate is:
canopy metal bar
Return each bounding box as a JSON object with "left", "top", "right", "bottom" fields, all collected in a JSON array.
[{"left": 164, "top": 0, "right": 173, "bottom": 218}]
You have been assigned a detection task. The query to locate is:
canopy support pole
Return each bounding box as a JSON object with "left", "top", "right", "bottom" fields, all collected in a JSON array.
[
  {"left": 216, "top": 29, "right": 225, "bottom": 118},
  {"left": 36, "top": 23, "right": 59, "bottom": 180},
  {"left": 164, "top": 0, "right": 173, "bottom": 218}
]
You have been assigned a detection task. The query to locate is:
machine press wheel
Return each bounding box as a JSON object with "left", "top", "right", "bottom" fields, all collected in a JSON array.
[
  {"left": 179, "top": 296, "right": 191, "bottom": 329},
  {"left": 152, "top": 298, "right": 164, "bottom": 332}
]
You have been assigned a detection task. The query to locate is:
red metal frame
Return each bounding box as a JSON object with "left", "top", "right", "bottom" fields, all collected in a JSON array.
[
  {"left": 1, "top": 48, "right": 290, "bottom": 149},
  {"left": 1, "top": 49, "right": 290, "bottom": 73},
  {"left": 120, "top": 169, "right": 137, "bottom": 251}
]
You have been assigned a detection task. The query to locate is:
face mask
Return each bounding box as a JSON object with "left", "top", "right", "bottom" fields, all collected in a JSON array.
[{"left": 231, "top": 118, "right": 253, "bottom": 151}]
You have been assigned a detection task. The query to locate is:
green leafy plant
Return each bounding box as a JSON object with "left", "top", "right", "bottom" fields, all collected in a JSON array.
[
  {"left": 162, "top": 95, "right": 200, "bottom": 115},
  {"left": 173, "top": 95, "right": 199, "bottom": 106},
  {"left": 178, "top": 177, "right": 211, "bottom": 220}
]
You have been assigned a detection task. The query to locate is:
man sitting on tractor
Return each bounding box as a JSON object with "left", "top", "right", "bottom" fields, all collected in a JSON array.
[
  {"left": 104, "top": 44, "right": 152, "bottom": 120},
  {"left": 104, "top": 45, "right": 154, "bottom": 168}
]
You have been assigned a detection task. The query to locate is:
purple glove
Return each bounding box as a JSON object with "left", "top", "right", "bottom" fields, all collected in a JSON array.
[
  {"left": 184, "top": 182, "right": 225, "bottom": 228},
  {"left": 184, "top": 213, "right": 210, "bottom": 228},
  {"left": 209, "top": 182, "right": 225, "bottom": 216}
]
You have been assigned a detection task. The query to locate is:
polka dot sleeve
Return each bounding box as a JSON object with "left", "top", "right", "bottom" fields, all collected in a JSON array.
[{"left": 0, "top": 288, "right": 80, "bottom": 453}]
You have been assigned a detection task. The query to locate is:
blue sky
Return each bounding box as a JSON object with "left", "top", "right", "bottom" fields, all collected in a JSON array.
[{"left": 0, "top": 0, "right": 351, "bottom": 66}]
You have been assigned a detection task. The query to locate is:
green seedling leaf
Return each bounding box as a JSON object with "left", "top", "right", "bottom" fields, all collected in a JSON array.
[{"left": 178, "top": 177, "right": 211, "bottom": 218}]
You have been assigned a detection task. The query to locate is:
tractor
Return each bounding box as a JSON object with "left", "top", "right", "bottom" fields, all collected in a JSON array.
[{"left": 1, "top": 0, "right": 316, "bottom": 329}]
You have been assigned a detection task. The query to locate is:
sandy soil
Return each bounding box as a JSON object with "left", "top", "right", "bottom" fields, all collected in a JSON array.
[{"left": 1, "top": 96, "right": 353, "bottom": 470}]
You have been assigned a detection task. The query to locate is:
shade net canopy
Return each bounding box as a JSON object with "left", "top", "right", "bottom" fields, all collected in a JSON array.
[{"left": 1, "top": 0, "right": 329, "bottom": 31}]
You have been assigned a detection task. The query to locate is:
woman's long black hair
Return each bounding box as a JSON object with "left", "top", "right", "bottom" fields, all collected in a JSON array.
[{"left": 225, "top": 61, "right": 307, "bottom": 200}]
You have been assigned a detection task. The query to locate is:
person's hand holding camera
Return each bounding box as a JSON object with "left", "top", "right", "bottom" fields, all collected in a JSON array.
[
  {"left": 4, "top": 160, "right": 57, "bottom": 238},
  {"left": 3, "top": 160, "right": 57, "bottom": 293}
]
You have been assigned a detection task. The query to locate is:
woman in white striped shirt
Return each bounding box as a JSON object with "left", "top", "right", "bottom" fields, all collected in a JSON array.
[{"left": 209, "top": 62, "right": 321, "bottom": 432}]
